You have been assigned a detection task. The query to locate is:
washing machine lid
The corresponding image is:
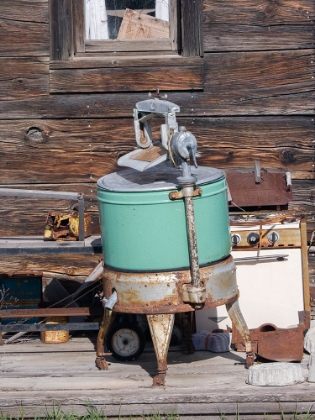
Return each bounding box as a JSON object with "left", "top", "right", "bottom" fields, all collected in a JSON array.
[{"left": 97, "top": 166, "right": 225, "bottom": 192}]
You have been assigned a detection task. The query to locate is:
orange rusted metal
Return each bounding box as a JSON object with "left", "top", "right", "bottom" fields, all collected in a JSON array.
[
  {"left": 44, "top": 211, "right": 91, "bottom": 241},
  {"left": 147, "top": 313, "right": 175, "bottom": 386},
  {"left": 232, "top": 311, "right": 310, "bottom": 363},
  {"left": 226, "top": 299, "right": 255, "bottom": 368},
  {"left": 227, "top": 169, "right": 292, "bottom": 209},
  {"left": 103, "top": 256, "right": 239, "bottom": 314},
  {"left": 95, "top": 308, "right": 116, "bottom": 370}
]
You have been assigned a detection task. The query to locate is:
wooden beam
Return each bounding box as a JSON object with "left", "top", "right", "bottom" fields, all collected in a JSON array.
[
  {"left": 50, "top": 0, "right": 73, "bottom": 61},
  {"left": 180, "top": 0, "right": 203, "bottom": 57}
]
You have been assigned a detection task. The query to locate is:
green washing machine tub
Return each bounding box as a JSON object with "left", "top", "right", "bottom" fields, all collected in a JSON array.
[{"left": 97, "top": 166, "right": 231, "bottom": 272}]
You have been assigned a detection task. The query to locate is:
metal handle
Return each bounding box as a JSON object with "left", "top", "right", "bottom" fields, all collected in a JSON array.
[{"left": 234, "top": 254, "right": 289, "bottom": 262}]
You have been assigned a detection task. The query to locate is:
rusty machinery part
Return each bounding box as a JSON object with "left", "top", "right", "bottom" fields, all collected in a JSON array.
[
  {"left": 153, "top": 371, "right": 167, "bottom": 387},
  {"left": 232, "top": 311, "right": 309, "bottom": 363},
  {"left": 106, "top": 322, "right": 146, "bottom": 362},
  {"left": 102, "top": 256, "right": 238, "bottom": 314},
  {"left": 245, "top": 352, "right": 255, "bottom": 368},
  {"left": 226, "top": 299, "right": 255, "bottom": 366},
  {"left": 96, "top": 307, "right": 116, "bottom": 366},
  {"left": 169, "top": 187, "right": 202, "bottom": 200},
  {"left": 226, "top": 161, "right": 292, "bottom": 209},
  {"left": 44, "top": 211, "right": 91, "bottom": 241},
  {"left": 95, "top": 356, "right": 111, "bottom": 370}
]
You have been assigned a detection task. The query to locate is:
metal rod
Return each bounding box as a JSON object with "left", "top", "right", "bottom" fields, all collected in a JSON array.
[
  {"left": 184, "top": 194, "right": 200, "bottom": 287},
  {"left": 0, "top": 188, "right": 80, "bottom": 200},
  {"left": 77, "top": 193, "right": 85, "bottom": 242},
  {"left": 234, "top": 254, "right": 289, "bottom": 262}
]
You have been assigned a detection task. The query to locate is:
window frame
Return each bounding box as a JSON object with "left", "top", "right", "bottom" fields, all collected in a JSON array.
[
  {"left": 81, "top": 1, "right": 178, "bottom": 54},
  {"left": 50, "top": 0, "right": 203, "bottom": 60},
  {"left": 49, "top": 0, "right": 204, "bottom": 93}
]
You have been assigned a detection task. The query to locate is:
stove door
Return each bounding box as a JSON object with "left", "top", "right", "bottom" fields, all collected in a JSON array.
[{"left": 195, "top": 248, "right": 305, "bottom": 332}]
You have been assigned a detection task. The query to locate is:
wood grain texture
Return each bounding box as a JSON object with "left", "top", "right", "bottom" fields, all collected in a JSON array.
[
  {"left": 0, "top": 88, "right": 314, "bottom": 119},
  {"left": 0, "top": 117, "right": 313, "bottom": 185},
  {"left": 203, "top": 0, "right": 315, "bottom": 52},
  {"left": 0, "top": 253, "right": 102, "bottom": 281},
  {"left": 0, "top": 0, "right": 49, "bottom": 57},
  {"left": 203, "top": 0, "right": 315, "bottom": 24},
  {"left": 180, "top": 0, "right": 203, "bottom": 56},
  {"left": 0, "top": 58, "right": 49, "bottom": 100},
  {"left": 3, "top": 48, "right": 314, "bottom": 115},
  {"left": 204, "top": 24, "right": 315, "bottom": 52},
  {"left": 0, "top": 340, "right": 314, "bottom": 419},
  {"left": 50, "top": 64, "right": 205, "bottom": 92},
  {"left": 204, "top": 50, "right": 315, "bottom": 111},
  {"left": 50, "top": 0, "right": 73, "bottom": 61}
]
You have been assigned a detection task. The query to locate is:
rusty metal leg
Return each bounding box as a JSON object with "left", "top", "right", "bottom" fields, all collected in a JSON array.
[
  {"left": 147, "top": 313, "right": 175, "bottom": 387},
  {"left": 95, "top": 308, "right": 116, "bottom": 370},
  {"left": 226, "top": 299, "right": 255, "bottom": 368}
]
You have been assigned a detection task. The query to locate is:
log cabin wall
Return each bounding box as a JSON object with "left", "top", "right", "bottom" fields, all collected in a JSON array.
[{"left": 0, "top": 1, "right": 314, "bottom": 290}]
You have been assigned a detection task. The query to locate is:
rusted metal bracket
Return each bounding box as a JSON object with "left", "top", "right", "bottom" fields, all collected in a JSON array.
[
  {"left": 95, "top": 291, "right": 118, "bottom": 371},
  {"left": 232, "top": 311, "right": 310, "bottom": 362},
  {"left": 95, "top": 308, "right": 115, "bottom": 370},
  {"left": 182, "top": 283, "right": 206, "bottom": 305},
  {"left": 169, "top": 187, "right": 202, "bottom": 200}
]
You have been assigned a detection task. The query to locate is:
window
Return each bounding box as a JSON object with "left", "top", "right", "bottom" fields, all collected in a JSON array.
[
  {"left": 49, "top": 0, "right": 204, "bottom": 93},
  {"left": 84, "top": 0, "right": 175, "bottom": 54}
]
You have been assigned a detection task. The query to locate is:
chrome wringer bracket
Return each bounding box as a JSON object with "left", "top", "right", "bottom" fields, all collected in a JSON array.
[{"left": 117, "top": 91, "right": 180, "bottom": 171}]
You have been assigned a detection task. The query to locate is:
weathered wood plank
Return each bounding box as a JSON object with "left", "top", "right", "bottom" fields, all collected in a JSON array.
[
  {"left": 0, "top": 117, "right": 313, "bottom": 185},
  {"left": 203, "top": 0, "right": 314, "bottom": 52},
  {"left": 49, "top": 65, "right": 205, "bottom": 92},
  {"left": 0, "top": 89, "right": 314, "bottom": 119},
  {"left": 0, "top": 58, "right": 49, "bottom": 100},
  {"left": 50, "top": 0, "right": 73, "bottom": 61},
  {"left": 180, "top": 0, "right": 203, "bottom": 56},
  {"left": 50, "top": 56, "right": 204, "bottom": 69},
  {"left": 204, "top": 24, "right": 315, "bottom": 52},
  {"left": 183, "top": 117, "right": 315, "bottom": 175},
  {"left": 0, "top": 0, "right": 49, "bottom": 57},
  {"left": 0, "top": 253, "right": 101, "bottom": 279},
  {"left": 2, "top": 48, "right": 314, "bottom": 116},
  {"left": 204, "top": 50, "right": 315, "bottom": 110},
  {"left": 203, "top": 0, "right": 315, "bottom": 24},
  {"left": 0, "top": 341, "right": 313, "bottom": 419}
]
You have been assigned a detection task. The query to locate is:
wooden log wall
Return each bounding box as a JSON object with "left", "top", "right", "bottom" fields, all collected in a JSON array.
[{"left": 0, "top": 0, "right": 314, "bottom": 288}]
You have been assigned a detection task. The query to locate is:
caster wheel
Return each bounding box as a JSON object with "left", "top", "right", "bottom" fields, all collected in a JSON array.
[{"left": 106, "top": 322, "right": 146, "bottom": 362}]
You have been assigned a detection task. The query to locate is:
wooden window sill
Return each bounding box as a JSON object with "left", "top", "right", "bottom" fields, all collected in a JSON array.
[{"left": 49, "top": 56, "right": 204, "bottom": 93}]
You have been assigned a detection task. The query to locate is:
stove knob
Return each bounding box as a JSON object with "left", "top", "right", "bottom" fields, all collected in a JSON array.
[
  {"left": 268, "top": 231, "right": 280, "bottom": 244},
  {"left": 247, "top": 232, "right": 260, "bottom": 246},
  {"left": 231, "top": 234, "right": 241, "bottom": 246}
]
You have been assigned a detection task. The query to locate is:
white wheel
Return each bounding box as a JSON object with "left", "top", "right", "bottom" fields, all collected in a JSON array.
[{"left": 107, "top": 322, "right": 145, "bottom": 361}]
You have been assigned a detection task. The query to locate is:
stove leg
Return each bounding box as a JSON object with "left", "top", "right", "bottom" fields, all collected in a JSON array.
[
  {"left": 226, "top": 299, "right": 255, "bottom": 368},
  {"left": 147, "top": 313, "right": 175, "bottom": 386},
  {"left": 95, "top": 308, "right": 115, "bottom": 370}
]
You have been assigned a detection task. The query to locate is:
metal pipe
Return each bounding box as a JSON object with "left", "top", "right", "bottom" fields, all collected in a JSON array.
[
  {"left": 0, "top": 188, "right": 80, "bottom": 200},
  {"left": 183, "top": 193, "right": 200, "bottom": 288}
]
